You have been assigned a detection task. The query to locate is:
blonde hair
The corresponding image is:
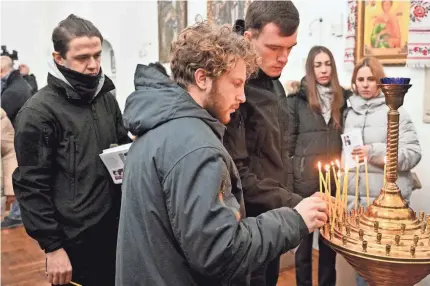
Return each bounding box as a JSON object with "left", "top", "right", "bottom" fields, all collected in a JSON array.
[{"left": 351, "top": 57, "right": 386, "bottom": 93}]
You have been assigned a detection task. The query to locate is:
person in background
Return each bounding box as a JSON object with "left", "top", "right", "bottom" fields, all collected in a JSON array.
[
  {"left": 1, "top": 108, "right": 19, "bottom": 227},
  {"left": 116, "top": 21, "right": 329, "bottom": 286},
  {"left": 19, "top": 64, "right": 38, "bottom": 94},
  {"left": 283, "top": 46, "right": 350, "bottom": 286},
  {"left": 223, "top": 2, "right": 305, "bottom": 284},
  {"left": 343, "top": 56, "right": 421, "bottom": 286},
  {"left": 0, "top": 56, "right": 33, "bottom": 124},
  {"left": 0, "top": 55, "right": 33, "bottom": 230},
  {"left": 12, "top": 14, "right": 129, "bottom": 286}
]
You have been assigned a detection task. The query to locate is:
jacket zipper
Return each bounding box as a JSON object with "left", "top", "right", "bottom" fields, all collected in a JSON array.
[{"left": 91, "top": 104, "right": 102, "bottom": 154}]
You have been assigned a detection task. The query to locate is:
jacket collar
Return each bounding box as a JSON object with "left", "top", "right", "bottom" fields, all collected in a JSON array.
[{"left": 47, "top": 59, "right": 115, "bottom": 103}]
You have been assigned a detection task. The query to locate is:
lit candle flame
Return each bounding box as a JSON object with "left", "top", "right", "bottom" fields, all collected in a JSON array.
[
  {"left": 318, "top": 161, "right": 322, "bottom": 170},
  {"left": 325, "top": 165, "right": 330, "bottom": 172},
  {"left": 336, "top": 159, "right": 340, "bottom": 169}
]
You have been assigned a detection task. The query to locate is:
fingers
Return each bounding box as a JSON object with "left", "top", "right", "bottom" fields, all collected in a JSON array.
[
  {"left": 65, "top": 268, "right": 73, "bottom": 285},
  {"left": 315, "top": 210, "right": 328, "bottom": 223},
  {"left": 314, "top": 219, "right": 326, "bottom": 229},
  {"left": 52, "top": 273, "right": 59, "bottom": 285},
  {"left": 58, "top": 272, "right": 66, "bottom": 285},
  {"left": 314, "top": 201, "right": 328, "bottom": 215},
  {"left": 47, "top": 273, "right": 53, "bottom": 284},
  {"left": 351, "top": 147, "right": 361, "bottom": 155}
]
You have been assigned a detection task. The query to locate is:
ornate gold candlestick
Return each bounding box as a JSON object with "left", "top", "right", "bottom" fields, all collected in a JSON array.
[{"left": 320, "top": 78, "right": 430, "bottom": 286}]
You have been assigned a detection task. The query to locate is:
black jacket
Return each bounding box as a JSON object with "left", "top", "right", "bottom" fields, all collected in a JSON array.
[
  {"left": 12, "top": 67, "right": 129, "bottom": 253},
  {"left": 117, "top": 65, "right": 308, "bottom": 286},
  {"left": 282, "top": 79, "right": 351, "bottom": 198},
  {"left": 224, "top": 70, "right": 302, "bottom": 218},
  {"left": 1, "top": 70, "right": 33, "bottom": 124}
]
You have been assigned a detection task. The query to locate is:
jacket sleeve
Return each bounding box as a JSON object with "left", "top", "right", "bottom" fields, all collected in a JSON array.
[
  {"left": 368, "top": 109, "right": 421, "bottom": 171},
  {"left": 224, "top": 109, "right": 302, "bottom": 211},
  {"left": 1, "top": 110, "right": 18, "bottom": 196},
  {"left": 163, "top": 147, "right": 308, "bottom": 282},
  {"left": 12, "top": 107, "right": 64, "bottom": 253}
]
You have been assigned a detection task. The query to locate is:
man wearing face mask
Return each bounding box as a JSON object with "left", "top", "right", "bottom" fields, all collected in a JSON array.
[{"left": 12, "top": 14, "right": 129, "bottom": 286}]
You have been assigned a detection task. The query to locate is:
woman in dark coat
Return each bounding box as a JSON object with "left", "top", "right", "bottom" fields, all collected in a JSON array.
[{"left": 282, "top": 46, "right": 351, "bottom": 286}]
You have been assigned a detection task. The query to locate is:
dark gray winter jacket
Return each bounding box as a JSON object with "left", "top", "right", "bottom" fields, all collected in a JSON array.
[{"left": 116, "top": 65, "right": 308, "bottom": 286}]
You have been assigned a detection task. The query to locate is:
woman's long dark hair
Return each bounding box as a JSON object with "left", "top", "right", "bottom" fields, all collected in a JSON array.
[{"left": 305, "top": 46, "right": 343, "bottom": 128}]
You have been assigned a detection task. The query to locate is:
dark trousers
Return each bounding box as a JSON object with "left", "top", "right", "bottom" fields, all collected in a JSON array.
[
  {"left": 53, "top": 210, "right": 119, "bottom": 286},
  {"left": 250, "top": 255, "right": 280, "bottom": 286},
  {"left": 295, "top": 233, "right": 336, "bottom": 286}
]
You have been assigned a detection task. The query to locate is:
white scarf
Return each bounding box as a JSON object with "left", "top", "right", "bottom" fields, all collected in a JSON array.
[{"left": 317, "top": 84, "right": 332, "bottom": 124}]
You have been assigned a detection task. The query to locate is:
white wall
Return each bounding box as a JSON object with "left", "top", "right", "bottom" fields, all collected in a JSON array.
[{"left": 1, "top": 1, "right": 429, "bottom": 283}]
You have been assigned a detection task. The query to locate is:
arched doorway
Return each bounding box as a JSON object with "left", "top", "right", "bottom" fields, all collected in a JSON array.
[{"left": 101, "top": 39, "right": 117, "bottom": 97}]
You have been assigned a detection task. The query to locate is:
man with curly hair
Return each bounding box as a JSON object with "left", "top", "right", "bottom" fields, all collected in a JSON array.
[{"left": 116, "top": 22, "right": 328, "bottom": 285}]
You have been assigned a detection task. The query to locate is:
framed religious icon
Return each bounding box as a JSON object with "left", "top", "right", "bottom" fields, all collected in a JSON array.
[
  {"left": 158, "top": 1, "right": 187, "bottom": 63},
  {"left": 207, "top": 0, "right": 252, "bottom": 27},
  {"left": 355, "top": 0, "right": 410, "bottom": 65}
]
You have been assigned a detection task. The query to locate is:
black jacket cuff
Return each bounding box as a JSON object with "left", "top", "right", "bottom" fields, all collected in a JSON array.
[
  {"left": 43, "top": 239, "right": 63, "bottom": 253},
  {"left": 292, "top": 208, "right": 310, "bottom": 240}
]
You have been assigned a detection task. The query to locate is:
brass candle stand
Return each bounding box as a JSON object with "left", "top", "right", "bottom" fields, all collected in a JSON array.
[{"left": 320, "top": 79, "right": 430, "bottom": 286}]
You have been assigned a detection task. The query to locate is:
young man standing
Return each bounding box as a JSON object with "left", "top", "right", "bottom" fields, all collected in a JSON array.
[
  {"left": 116, "top": 22, "right": 328, "bottom": 286},
  {"left": 13, "top": 15, "right": 129, "bottom": 286},
  {"left": 224, "top": 1, "right": 313, "bottom": 285}
]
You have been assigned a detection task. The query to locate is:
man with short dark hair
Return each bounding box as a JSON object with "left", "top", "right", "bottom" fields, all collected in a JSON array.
[
  {"left": 13, "top": 14, "right": 129, "bottom": 286},
  {"left": 224, "top": 1, "right": 311, "bottom": 285},
  {"left": 116, "top": 21, "right": 328, "bottom": 286}
]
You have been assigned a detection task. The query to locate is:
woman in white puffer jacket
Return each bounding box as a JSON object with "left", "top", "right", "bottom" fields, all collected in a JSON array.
[
  {"left": 343, "top": 57, "right": 421, "bottom": 209},
  {"left": 342, "top": 57, "right": 422, "bottom": 286}
]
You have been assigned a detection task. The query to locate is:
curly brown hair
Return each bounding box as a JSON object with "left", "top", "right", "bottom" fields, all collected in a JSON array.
[{"left": 170, "top": 21, "right": 258, "bottom": 88}]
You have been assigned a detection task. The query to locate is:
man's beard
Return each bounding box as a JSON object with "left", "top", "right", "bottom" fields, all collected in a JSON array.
[{"left": 204, "top": 81, "right": 228, "bottom": 124}]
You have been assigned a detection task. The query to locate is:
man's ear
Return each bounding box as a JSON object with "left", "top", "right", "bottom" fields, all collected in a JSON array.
[
  {"left": 244, "top": 30, "right": 253, "bottom": 41},
  {"left": 52, "top": 51, "right": 65, "bottom": 66},
  {"left": 194, "top": 68, "right": 208, "bottom": 90}
]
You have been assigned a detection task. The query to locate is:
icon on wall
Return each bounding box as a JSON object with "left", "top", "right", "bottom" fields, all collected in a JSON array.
[
  {"left": 355, "top": 0, "right": 410, "bottom": 65},
  {"left": 158, "top": 0, "right": 188, "bottom": 63},
  {"left": 207, "top": 0, "right": 252, "bottom": 27}
]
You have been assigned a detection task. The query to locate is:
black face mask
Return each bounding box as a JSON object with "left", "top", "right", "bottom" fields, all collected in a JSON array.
[{"left": 56, "top": 62, "right": 101, "bottom": 102}]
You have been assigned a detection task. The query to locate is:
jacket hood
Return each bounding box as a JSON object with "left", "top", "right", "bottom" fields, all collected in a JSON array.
[
  {"left": 123, "top": 64, "right": 225, "bottom": 137},
  {"left": 285, "top": 77, "right": 311, "bottom": 100},
  {"left": 348, "top": 93, "right": 386, "bottom": 115}
]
